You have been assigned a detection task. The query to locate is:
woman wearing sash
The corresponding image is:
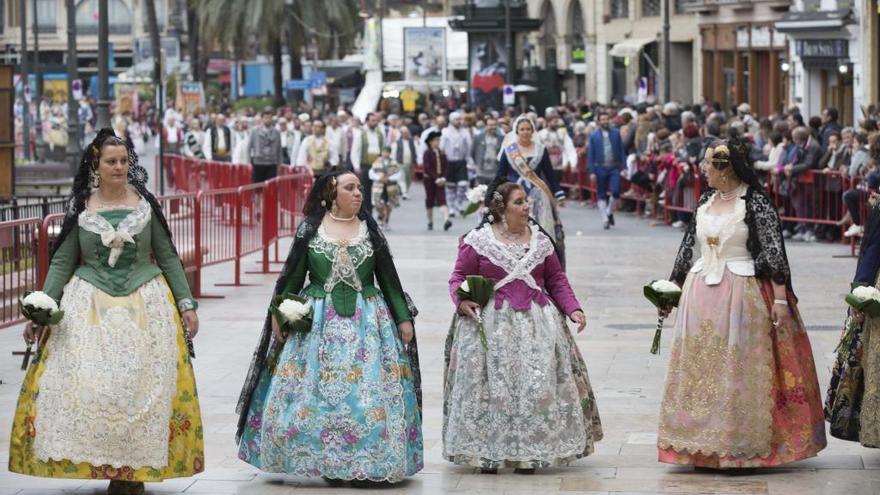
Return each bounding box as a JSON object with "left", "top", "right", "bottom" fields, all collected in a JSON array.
[{"left": 497, "top": 115, "right": 567, "bottom": 266}]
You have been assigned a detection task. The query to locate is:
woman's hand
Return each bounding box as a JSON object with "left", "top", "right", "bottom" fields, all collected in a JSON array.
[
  {"left": 771, "top": 302, "right": 792, "bottom": 329},
  {"left": 398, "top": 321, "right": 414, "bottom": 344},
  {"left": 271, "top": 315, "right": 286, "bottom": 344},
  {"left": 458, "top": 300, "right": 482, "bottom": 321},
  {"left": 570, "top": 310, "right": 587, "bottom": 333},
  {"left": 658, "top": 306, "right": 672, "bottom": 319},
  {"left": 181, "top": 310, "right": 199, "bottom": 338},
  {"left": 23, "top": 322, "right": 44, "bottom": 346}
]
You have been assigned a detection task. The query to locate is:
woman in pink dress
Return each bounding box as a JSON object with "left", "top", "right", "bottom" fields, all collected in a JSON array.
[
  {"left": 442, "top": 179, "right": 602, "bottom": 474},
  {"left": 657, "top": 136, "right": 826, "bottom": 468}
]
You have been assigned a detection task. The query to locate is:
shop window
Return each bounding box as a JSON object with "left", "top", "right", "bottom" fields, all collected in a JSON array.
[
  {"left": 7, "top": 0, "right": 17, "bottom": 29},
  {"left": 36, "top": 0, "right": 56, "bottom": 33},
  {"left": 642, "top": 0, "right": 660, "bottom": 17},
  {"left": 674, "top": 0, "right": 687, "bottom": 14},
  {"left": 802, "top": 0, "right": 820, "bottom": 12},
  {"left": 609, "top": 0, "right": 628, "bottom": 19}
]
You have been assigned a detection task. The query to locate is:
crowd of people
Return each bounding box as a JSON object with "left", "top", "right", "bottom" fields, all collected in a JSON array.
[{"left": 159, "top": 98, "right": 880, "bottom": 247}]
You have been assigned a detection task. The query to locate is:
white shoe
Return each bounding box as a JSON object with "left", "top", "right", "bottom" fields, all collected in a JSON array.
[
  {"left": 845, "top": 224, "right": 863, "bottom": 238},
  {"left": 804, "top": 233, "right": 816, "bottom": 243},
  {"left": 791, "top": 232, "right": 805, "bottom": 242},
  {"left": 671, "top": 220, "right": 685, "bottom": 229},
  {"left": 782, "top": 229, "right": 792, "bottom": 239}
]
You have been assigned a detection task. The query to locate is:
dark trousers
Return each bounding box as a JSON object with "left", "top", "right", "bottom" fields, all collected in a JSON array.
[
  {"left": 252, "top": 164, "right": 278, "bottom": 183},
  {"left": 360, "top": 166, "right": 373, "bottom": 214},
  {"left": 844, "top": 189, "right": 864, "bottom": 225}
]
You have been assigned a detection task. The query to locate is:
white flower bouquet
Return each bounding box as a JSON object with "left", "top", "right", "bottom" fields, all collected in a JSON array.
[
  {"left": 456, "top": 275, "right": 494, "bottom": 350},
  {"left": 270, "top": 294, "right": 314, "bottom": 334},
  {"left": 846, "top": 284, "right": 880, "bottom": 317},
  {"left": 643, "top": 279, "right": 682, "bottom": 355},
  {"left": 19, "top": 291, "right": 64, "bottom": 326},
  {"left": 462, "top": 184, "right": 488, "bottom": 217}
]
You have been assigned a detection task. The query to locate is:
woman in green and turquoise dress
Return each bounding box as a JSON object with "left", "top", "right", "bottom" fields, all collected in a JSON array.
[
  {"left": 236, "top": 169, "right": 423, "bottom": 485},
  {"left": 8, "top": 129, "right": 204, "bottom": 495}
]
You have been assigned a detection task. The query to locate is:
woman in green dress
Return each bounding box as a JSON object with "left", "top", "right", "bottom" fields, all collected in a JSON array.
[
  {"left": 8, "top": 129, "right": 204, "bottom": 495},
  {"left": 236, "top": 169, "right": 424, "bottom": 485}
]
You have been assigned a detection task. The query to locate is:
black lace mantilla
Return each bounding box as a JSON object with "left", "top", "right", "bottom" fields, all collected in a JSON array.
[
  {"left": 234, "top": 217, "right": 422, "bottom": 443},
  {"left": 670, "top": 186, "right": 793, "bottom": 290}
]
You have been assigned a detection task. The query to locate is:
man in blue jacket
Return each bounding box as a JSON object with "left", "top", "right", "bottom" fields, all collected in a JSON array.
[{"left": 588, "top": 112, "right": 627, "bottom": 229}]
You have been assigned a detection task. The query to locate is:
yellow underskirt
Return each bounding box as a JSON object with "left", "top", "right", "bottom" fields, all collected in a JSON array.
[{"left": 7, "top": 278, "right": 205, "bottom": 481}]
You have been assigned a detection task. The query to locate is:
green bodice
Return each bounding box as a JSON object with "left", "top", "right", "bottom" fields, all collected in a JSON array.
[
  {"left": 282, "top": 221, "right": 410, "bottom": 322},
  {"left": 42, "top": 199, "right": 197, "bottom": 312}
]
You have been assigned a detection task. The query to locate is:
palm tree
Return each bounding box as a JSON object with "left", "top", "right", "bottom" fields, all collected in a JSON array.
[{"left": 194, "top": 0, "right": 361, "bottom": 107}]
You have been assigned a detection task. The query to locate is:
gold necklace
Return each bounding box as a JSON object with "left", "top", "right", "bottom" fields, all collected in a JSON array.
[{"left": 95, "top": 187, "right": 128, "bottom": 208}]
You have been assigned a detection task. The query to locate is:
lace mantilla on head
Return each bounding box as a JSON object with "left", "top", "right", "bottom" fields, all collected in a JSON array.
[
  {"left": 78, "top": 197, "right": 152, "bottom": 267},
  {"left": 464, "top": 223, "right": 554, "bottom": 291},
  {"left": 310, "top": 221, "right": 374, "bottom": 293}
]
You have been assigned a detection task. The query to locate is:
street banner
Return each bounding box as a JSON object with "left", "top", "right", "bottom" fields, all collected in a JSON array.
[
  {"left": 115, "top": 84, "right": 139, "bottom": 117},
  {"left": 404, "top": 27, "right": 446, "bottom": 82},
  {"left": 72, "top": 79, "right": 83, "bottom": 100},
  {"left": 503, "top": 84, "right": 514, "bottom": 106},
  {"left": 468, "top": 33, "right": 508, "bottom": 111},
  {"left": 177, "top": 81, "right": 205, "bottom": 115}
]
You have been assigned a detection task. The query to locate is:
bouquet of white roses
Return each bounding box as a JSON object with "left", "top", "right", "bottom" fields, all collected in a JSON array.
[
  {"left": 456, "top": 275, "right": 494, "bottom": 350},
  {"left": 462, "top": 184, "right": 489, "bottom": 217},
  {"left": 19, "top": 291, "right": 63, "bottom": 327},
  {"left": 846, "top": 284, "right": 880, "bottom": 317},
  {"left": 643, "top": 279, "right": 682, "bottom": 355},
  {"left": 270, "top": 294, "right": 314, "bottom": 334}
]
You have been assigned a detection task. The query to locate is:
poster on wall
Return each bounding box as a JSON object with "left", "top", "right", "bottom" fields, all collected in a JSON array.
[
  {"left": 176, "top": 82, "right": 205, "bottom": 115},
  {"left": 469, "top": 33, "right": 508, "bottom": 111},
  {"left": 115, "top": 84, "right": 139, "bottom": 117},
  {"left": 404, "top": 27, "right": 446, "bottom": 82}
]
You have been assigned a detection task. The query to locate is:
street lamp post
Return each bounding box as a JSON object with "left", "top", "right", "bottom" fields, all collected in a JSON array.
[
  {"left": 31, "top": 0, "right": 43, "bottom": 161},
  {"left": 19, "top": 0, "right": 30, "bottom": 160},
  {"left": 505, "top": 0, "right": 512, "bottom": 84},
  {"left": 662, "top": 0, "right": 671, "bottom": 103},
  {"left": 95, "top": 0, "right": 111, "bottom": 130},
  {"left": 65, "top": 0, "right": 80, "bottom": 173}
]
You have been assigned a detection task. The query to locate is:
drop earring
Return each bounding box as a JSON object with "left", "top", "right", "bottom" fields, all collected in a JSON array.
[
  {"left": 90, "top": 169, "right": 101, "bottom": 189},
  {"left": 502, "top": 214, "right": 509, "bottom": 232},
  {"left": 331, "top": 201, "right": 339, "bottom": 216}
]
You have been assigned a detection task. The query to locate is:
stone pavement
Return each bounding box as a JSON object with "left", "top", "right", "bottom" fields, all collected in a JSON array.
[{"left": 0, "top": 181, "right": 876, "bottom": 495}]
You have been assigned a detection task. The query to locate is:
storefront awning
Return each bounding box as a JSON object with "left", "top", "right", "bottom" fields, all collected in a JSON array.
[
  {"left": 609, "top": 38, "right": 656, "bottom": 58},
  {"left": 775, "top": 9, "right": 853, "bottom": 34}
]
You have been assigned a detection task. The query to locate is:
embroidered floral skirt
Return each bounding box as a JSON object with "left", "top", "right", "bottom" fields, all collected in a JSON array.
[
  {"left": 657, "top": 270, "right": 826, "bottom": 468},
  {"left": 9, "top": 275, "right": 204, "bottom": 481},
  {"left": 237, "top": 294, "right": 424, "bottom": 482},
  {"left": 442, "top": 301, "right": 602, "bottom": 469}
]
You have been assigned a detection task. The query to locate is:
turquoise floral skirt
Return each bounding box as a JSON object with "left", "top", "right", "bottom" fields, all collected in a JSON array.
[{"left": 237, "top": 294, "right": 423, "bottom": 482}]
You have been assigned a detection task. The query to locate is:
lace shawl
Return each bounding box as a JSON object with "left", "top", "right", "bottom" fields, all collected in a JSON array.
[{"left": 670, "top": 186, "right": 792, "bottom": 290}]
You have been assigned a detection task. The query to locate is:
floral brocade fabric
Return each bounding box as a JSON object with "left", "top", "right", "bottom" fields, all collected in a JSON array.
[
  {"left": 237, "top": 293, "right": 423, "bottom": 482},
  {"left": 8, "top": 277, "right": 204, "bottom": 481},
  {"left": 442, "top": 301, "right": 602, "bottom": 469},
  {"left": 657, "top": 271, "right": 826, "bottom": 467}
]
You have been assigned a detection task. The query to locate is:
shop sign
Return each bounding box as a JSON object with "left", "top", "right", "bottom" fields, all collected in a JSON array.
[{"left": 795, "top": 39, "right": 848, "bottom": 58}]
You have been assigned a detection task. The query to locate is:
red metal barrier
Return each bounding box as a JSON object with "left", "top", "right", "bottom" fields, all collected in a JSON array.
[{"left": 0, "top": 159, "right": 313, "bottom": 330}]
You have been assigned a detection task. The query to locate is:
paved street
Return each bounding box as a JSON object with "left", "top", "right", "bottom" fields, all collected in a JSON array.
[{"left": 0, "top": 181, "right": 874, "bottom": 495}]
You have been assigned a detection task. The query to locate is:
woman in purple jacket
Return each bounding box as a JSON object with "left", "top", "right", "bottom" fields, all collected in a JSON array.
[{"left": 442, "top": 179, "right": 603, "bottom": 474}]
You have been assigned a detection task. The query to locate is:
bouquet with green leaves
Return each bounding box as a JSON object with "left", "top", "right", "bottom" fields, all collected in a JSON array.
[
  {"left": 846, "top": 283, "right": 880, "bottom": 317},
  {"left": 270, "top": 294, "right": 314, "bottom": 334},
  {"left": 462, "top": 184, "right": 488, "bottom": 217},
  {"left": 456, "top": 275, "right": 495, "bottom": 350},
  {"left": 19, "top": 291, "right": 64, "bottom": 327},
  {"left": 643, "top": 279, "right": 682, "bottom": 355}
]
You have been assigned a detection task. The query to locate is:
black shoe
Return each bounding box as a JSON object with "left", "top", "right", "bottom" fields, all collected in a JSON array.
[
  {"left": 514, "top": 468, "right": 536, "bottom": 475},
  {"left": 428, "top": 223, "right": 433, "bottom": 231},
  {"left": 480, "top": 468, "right": 498, "bottom": 474},
  {"left": 444, "top": 220, "right": 453, "bottom": 231},
  {"left": 608, "top": 213, "right": 615, "bottom": 226},
  {"left": 322, "top": 477, "right": 345, "bottom": 487}
]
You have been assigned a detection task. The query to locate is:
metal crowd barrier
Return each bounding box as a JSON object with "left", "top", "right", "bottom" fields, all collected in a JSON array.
[{"left": 0, "top": 163, "right": 313, "bottom": 330}]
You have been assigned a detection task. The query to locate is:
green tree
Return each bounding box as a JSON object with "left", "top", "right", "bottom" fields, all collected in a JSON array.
[{"left": 194, "top": 0, "right": 362, "bottom": 107}]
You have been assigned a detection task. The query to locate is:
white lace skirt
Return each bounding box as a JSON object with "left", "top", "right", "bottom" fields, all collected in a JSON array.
[
  {"left": 442, "top": 301, "right": 590, "bottom": 468},
  {"left": 32, "top": 275, "right": 179, "bottom": 469}
]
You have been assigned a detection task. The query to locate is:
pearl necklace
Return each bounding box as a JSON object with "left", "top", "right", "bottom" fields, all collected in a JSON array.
[
  {"left": 718, "top": 183, "right": 744, "bottom": 201},
  {"left": 329, "top": 212, "right": 357, "bottom": 222}
]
